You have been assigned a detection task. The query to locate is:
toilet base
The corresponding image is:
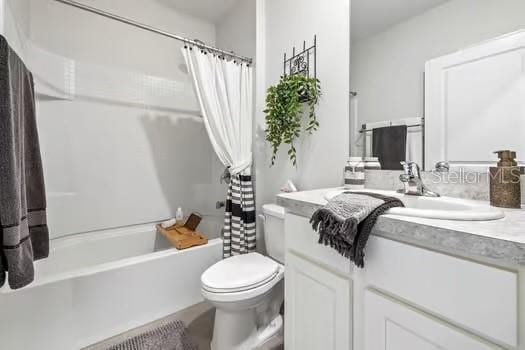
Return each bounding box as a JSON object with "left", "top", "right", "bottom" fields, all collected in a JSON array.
[
  {"left": 211, "top": 311, "right": 283, "bottom": 350},
  {"left": 209, "top": 281, "right": 284, "bottom": 350}
]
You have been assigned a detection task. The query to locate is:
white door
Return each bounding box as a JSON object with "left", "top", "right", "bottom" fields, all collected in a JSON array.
[
  {"left": 425, "top": 30, "right": 525, "bottom": 171},
  {"left": 364, "top": 290, "right": 502, "bottom": 350},
  {"left": 285, "top": 252, "right": 352, "bottom": 350}
]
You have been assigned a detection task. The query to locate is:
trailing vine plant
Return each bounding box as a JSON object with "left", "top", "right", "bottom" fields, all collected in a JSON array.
[{"left": 264, "top": 74, "right": 321, "bottom": 166}]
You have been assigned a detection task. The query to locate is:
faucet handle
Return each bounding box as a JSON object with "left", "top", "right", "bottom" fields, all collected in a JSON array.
[
  {"left": 409, "top": 162, "right": 421, "bottom": 178},
  {"left": 400, "top": 161, "right": 422, "bottom": 178}
]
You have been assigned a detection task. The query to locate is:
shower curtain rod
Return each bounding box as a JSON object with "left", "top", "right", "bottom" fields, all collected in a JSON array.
[{"left": 52, "top": 0, "right": 253, "bottom": 64}]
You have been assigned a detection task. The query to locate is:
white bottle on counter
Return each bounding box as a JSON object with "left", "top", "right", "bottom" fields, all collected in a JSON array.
[
  {"left": 344, "top": 157, "right": 365, "bottom": 190},
  {"left": 176, "top": 207, "right": 184, "bottom": 222}
]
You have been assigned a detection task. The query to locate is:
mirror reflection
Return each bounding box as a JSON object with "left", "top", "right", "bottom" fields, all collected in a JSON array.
[{"left": 350, "top": 0, "right": 525, "bottom": 171}]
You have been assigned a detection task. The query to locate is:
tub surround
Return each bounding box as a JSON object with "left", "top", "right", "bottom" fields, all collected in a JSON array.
[{"left": 277, "top": 188, "right": 525, "bottom": 267}]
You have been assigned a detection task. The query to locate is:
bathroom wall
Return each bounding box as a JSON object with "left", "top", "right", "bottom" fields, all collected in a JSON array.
[
  {"left": 350, "top": 0, "right": 525, "bottom": 133},
  {"left": 216, "top": 0, "right": 256, "bottom": 58},
  {"left": 25, "top": 0, "right": 226, "bottom": 238},
  {"left": 0, "top": 0, "right": 5, "bottom": 35},
  {"left": 255, "top": 0, "right": 350, "bottom": 210},
  {"left": 2, "top": 0, "right": 30, "bottom": 58}
]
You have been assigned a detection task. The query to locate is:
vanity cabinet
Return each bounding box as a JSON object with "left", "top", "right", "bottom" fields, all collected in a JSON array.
[
  {"left": 285, "top": 252, "right": 352, "bottom": 350},
  {"left": 364, "top": 290, "right": 496, "bottom": 350},
  {"left": 284, "top": 213, "right": 522, "bottom": 350}
]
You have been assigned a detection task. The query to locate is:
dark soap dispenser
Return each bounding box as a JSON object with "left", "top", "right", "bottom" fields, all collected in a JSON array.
[{"left": 489, "top": 150, "right": 521, "bottom": 208}]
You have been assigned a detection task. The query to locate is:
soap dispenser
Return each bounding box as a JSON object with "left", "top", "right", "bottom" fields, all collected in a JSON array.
[{"left": 489, "top": 150, "right": 521, "bottom": 208}]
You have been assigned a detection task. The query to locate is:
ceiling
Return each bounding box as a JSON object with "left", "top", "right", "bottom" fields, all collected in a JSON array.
[
  {"left": 156, "top": 0, "right": 449, "bottom": 39},
  {"left": 352, "top": 0, "right": 450, "bottom": 41},
  {"left": 156, "top": 0, "right": 240, "bottom": 23}
]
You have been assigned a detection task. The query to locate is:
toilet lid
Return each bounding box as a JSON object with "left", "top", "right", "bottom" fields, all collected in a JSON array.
[{"left": 201, "top": 253, "right": 280, "bottom": 293}]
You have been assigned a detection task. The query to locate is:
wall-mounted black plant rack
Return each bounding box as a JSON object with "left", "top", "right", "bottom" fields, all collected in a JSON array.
[{"left": 283, "top": 35, "right": 317, "bottom": 78}]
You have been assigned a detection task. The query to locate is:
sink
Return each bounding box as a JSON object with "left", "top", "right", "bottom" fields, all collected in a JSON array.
[{"left": 323, "top": 189, "right": 505, "bottom": 221}]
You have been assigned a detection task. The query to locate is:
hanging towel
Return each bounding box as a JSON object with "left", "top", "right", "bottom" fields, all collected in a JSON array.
[
  {"left": 372, "top": 125, "right": 407, "bottom": 170},
  {"left": 0, "top": 35, "right": 49, "bottom": 290},
  {"left": 310, "top": 192, "right": 404, "bottom": 267},
  {"left": 223, "top": 173, "right": 256, "bottom": 258}
]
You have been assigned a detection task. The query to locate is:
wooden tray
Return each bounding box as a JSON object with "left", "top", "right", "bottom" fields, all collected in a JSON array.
[{"left": 156, "top": 223, "right": 208, "bottom": 250}]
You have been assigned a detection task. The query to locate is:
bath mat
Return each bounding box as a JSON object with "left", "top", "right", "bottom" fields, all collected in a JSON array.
[{"left": 107, "top": 320, "right": 198, "bottom": 350}]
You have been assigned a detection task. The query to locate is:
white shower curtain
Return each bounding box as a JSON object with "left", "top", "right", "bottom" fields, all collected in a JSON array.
[{"left": 182, "top": 46, "right": 255, "bottom": 258}]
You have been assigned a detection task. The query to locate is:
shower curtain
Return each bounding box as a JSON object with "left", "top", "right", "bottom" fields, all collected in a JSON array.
[{"left": 182, "top": 46, "right": 254, "bottom": 258}]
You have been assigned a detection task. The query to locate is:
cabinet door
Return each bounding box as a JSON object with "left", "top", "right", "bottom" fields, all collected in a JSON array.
[
  {"left": 364, "top": 290, "right": 501, "bottom": 350},
  {"left": 285, "top": 252, "right": 352, "bottom": 350}
]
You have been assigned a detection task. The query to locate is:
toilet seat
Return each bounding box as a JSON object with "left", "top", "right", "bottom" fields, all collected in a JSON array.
[
  {"left": 203, "top": 270, "right": 280, "bottom": 294},
  {"left": 201, "top": 253, "right": 284, "bottom": 303},
  {"left": 202, "top": 253, "right": 279, "bottom": 292}
]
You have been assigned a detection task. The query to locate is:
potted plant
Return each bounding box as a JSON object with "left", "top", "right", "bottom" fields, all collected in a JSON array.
[{"left": 264, "top": 74, "right": 321, "bottom": 166}]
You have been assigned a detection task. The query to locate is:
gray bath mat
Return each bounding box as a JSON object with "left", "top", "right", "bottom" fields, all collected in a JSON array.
[{"left": 107, "top": 320, "right": 198, "bottom": 350}]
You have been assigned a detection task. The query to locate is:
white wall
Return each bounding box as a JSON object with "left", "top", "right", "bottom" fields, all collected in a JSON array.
[
  {"left": 256, "top": 0, "right": 350, "bottom": 211},
  {"left": 27, "top": 0, "right": 226, "bottom": 238},
  {"left": 0, "top": 0, "right": 4, "bottom": 36},
  {"left": 29, "top": 0, "right": 216, "bottom": 81},
  {"left": 216, "top": 0, "right": 256, "bottom": 58},
  {"left": 350, "top": 0, "right": 525, "bottom": 155},
  {"left": 2, "top": 0, "right": 30, "bottom": 58}
]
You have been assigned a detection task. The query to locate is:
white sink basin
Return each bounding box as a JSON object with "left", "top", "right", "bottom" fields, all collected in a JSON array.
[{"left": 324, "top": 189, "right": 505, "bottom": 221}]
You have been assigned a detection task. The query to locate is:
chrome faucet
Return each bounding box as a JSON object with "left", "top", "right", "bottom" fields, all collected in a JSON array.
[{"left": 398, "top": 162, "right": 440, "bottom": 197}]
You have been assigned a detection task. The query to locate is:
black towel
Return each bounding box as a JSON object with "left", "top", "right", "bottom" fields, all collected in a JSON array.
[
  {"left": 0, "top": 35, "right": 49, "bottom": 290},
  {"left": 372, "top": 125, "right": 407, "bottom": 170}
]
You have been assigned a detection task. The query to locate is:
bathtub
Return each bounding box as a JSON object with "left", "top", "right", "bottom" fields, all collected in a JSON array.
[{"left": 0, "top": 223, "right": 223, "bottom": 350}]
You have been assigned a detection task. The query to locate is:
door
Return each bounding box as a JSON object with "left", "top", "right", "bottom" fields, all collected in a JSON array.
[
  {"left": 364, "top": 290, "right": 501, "bottom": 350},
  {"left": 285, "top": 252, "right": 352, "bottom": 350},
  {"left": 425, "top": 30, "right": 525, "bottom": 171}
]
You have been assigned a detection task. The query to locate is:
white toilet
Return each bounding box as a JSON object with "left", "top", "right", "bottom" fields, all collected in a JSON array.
[{"left": 201, "top": 203, "right": 285, "bottom": 350}]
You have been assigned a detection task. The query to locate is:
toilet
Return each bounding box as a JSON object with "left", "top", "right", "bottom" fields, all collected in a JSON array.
[{"left": 201, "top": 203, "right": 285, "bottom": 350}]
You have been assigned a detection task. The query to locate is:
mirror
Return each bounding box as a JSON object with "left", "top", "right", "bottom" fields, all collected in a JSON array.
[{"left": 350, "top": 0, "right": 525, "bottom": 171}]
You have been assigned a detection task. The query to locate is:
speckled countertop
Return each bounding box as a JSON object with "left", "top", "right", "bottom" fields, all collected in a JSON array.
[{"left": 277, "top": 188, "right": 525, "bottom": 267}]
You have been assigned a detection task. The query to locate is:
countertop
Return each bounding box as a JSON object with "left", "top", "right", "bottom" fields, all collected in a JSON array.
[{"left": 277, "top": 188, "right": 525, "bottom": 267}]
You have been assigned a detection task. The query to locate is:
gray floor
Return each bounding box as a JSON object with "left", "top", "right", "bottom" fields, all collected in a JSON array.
[
  {"left": 83, "top": 302, "right": 215, "bottom": 350},
  {"left": 83, "top": 302, "right": 283, "bottom": 350}
]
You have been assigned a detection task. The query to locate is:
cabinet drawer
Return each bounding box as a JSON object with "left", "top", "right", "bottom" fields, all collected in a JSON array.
[{"left": 364, "top": 236, "right": 518, "bottom": 347}]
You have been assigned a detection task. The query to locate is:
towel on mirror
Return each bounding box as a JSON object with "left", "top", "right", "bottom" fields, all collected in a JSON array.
[
  {"left": 372, "top": 125, "right": 407, "bottom": 170},
  {"left": 310, "top": 192, "right": 404, "bottom": 267},
  {"left": 0, "top": 35, "right": 49, "bottom": 290}
]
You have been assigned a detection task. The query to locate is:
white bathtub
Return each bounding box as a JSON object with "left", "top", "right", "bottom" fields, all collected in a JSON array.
[{"left": 0, "top": 224, "right": 222, "bottom": 350}]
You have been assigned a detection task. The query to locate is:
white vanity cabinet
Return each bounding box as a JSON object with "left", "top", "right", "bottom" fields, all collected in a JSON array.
[
  {"left": 284, "top": 213, "right": 353, "bottom": 350},
  {"left": 285, "top": 252, "right": 352, "bottom": 350},
  {"left": 284, "top": 213, "right": 523, "bottom": 350},
  {"left": 364, "top": 290, "right": 497, "bottom": 350}
]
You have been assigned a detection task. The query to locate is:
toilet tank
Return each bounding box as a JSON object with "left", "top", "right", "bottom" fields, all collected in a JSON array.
[{"left": 262, "top": 204, "right": 285, "bottom": 264}]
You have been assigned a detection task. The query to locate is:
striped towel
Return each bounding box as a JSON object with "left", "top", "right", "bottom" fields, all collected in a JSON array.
[{"left": 223, "top": 173, "right": 256, "bottom": 258}]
